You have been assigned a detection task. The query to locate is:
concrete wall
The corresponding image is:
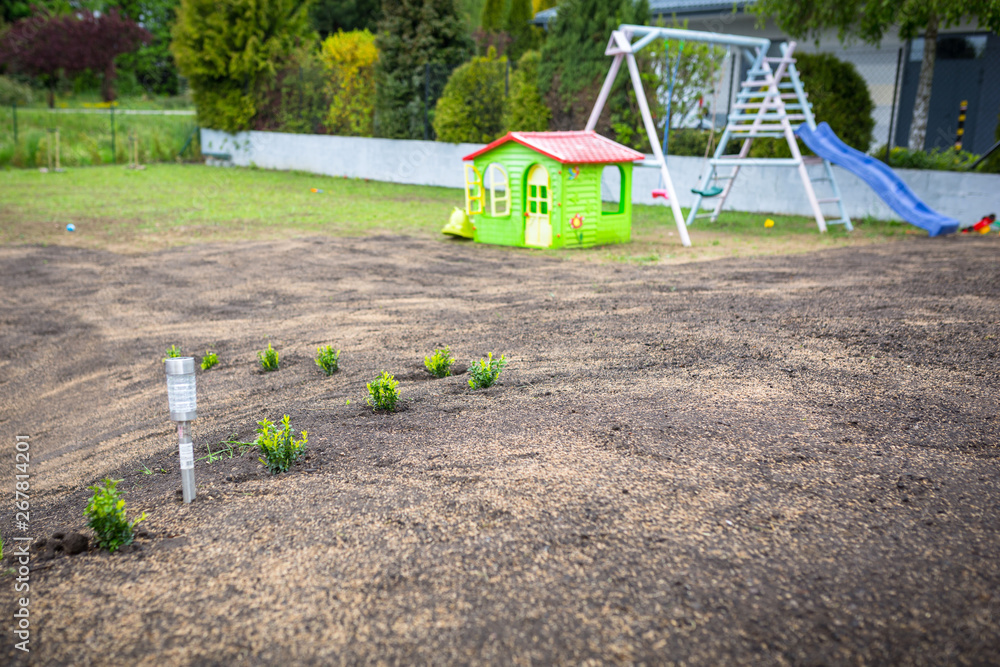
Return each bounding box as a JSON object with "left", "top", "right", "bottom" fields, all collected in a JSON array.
[{"left": 201, "top": 129, "right": 998, "bottom": 225}]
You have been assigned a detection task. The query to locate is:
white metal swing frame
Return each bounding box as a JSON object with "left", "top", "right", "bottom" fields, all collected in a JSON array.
[{"left": 586, "top": 25, "right": 852, "bottom": 247}]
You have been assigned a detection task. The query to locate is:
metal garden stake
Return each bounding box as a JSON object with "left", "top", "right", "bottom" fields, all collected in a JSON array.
[{"left": 165, "top": 357, "right": 197, "bottom": 503}]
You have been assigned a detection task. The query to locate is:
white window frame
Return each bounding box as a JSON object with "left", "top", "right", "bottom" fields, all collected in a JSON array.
[{"left": 485, "top": 163, "right": 510, "bottom": 217}]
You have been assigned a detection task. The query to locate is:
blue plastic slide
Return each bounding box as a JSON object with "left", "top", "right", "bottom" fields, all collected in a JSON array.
[{"left": 796, "top": 122, "right": 959, "bottom": 236}]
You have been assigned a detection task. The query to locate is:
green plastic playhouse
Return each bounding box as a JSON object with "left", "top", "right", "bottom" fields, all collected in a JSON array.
[{"left": 456, "top": 131, "right": 644, "bottom": 249}]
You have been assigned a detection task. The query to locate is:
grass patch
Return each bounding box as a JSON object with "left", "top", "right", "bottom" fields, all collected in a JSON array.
[
  {"left": 0, "top": 107, "right": 199, "bottom": 168},
  {"left": 0, "top": 163, "right": 911, "bottom": 261}
]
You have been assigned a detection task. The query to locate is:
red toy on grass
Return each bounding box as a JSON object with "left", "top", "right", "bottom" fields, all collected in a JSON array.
[{"left": 963, "top": 213, "right": 995, "bottom": 233}]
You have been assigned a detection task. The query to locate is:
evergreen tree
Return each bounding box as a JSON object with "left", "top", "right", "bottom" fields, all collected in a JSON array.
[
  {"left": 503, "top": 49, "right": 549, "bottom": 131},
  {"left": 111, "top": 0, "right": 183, "bottom": 95},
  {"left": 504, "top": 0, "right": 540, "bottom": 61},
  {"left": 480, "top": 0, "right": 505, "bottom": 32},
  {"left": 374, "top": 0, "right": 472, "bottom": 139},
  {"left": 538, "top": 0, "right": 650, "bottom": 146},
  {"left": 171, "top": 0, "right": 313, "bottom": 133},
  {"left": 433, "top": 46, "right": 506, "bottom": 143},
  {"left": 321, "top": 30, "right": 379, "bottom": 136},
  {"left": 310, "top": 0, "right": 382, "bottom": 38}
]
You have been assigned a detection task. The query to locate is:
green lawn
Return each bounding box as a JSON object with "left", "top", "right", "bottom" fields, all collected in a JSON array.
[{"left": 0, "top": 163, "right": 912, "bottom": 260}]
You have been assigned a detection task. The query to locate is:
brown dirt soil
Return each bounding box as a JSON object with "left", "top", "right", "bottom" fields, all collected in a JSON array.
[{"left": 1, "top": 235, "right": 999, "bottom": 665}]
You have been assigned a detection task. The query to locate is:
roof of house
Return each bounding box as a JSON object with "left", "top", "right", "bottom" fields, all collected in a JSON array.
[
  {"left": 463, "top": 131, "right": 645, "bottom": 164},
  {"left": 532, "top": 1, "right": 755, "bottom": 27}
]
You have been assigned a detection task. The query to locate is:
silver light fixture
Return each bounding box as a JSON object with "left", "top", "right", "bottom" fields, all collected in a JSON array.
[{"left": 165, "top": 357, "right": 197, "bottom": 503}]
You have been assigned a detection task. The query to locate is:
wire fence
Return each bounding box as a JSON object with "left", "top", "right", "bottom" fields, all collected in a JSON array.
[{"left": 1, "top": 103, "right": 200, "bottom": 168}]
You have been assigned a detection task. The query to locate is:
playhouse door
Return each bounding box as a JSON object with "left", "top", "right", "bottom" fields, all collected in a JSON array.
[{"left": 524, "top": 165, "right": 552, "bottom": 248}]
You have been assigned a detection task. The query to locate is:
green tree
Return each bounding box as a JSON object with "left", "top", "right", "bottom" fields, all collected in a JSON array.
[
  {"left": 321, "top": 29, "right": 378, "bottom": 136},
  {"left": 374, "top": 0, "right": 472, "bottom": 139},
  {"left": 538, "top": 0, "right": 651, "bottom": 148},
  {"left": 480, "top": 0, "right": 504, "bottom": 31},
  {"left": 171, "top": 0, "right": 314, "bottom": 133},
  {"left": 433, "top": 46, "right": 506, "bottom": 142},
  {"left": 503, "top": 49, "right": 550, "bottom": 131},
  {"left": 751, "top": 0, "right": 1000, "bottom": 151},
  {"left": 504, "top": 0, "right": 541, "bottom": 61},
  {"left": 110, "top": 0, "right": 183, "bottom": 95},
  {"left": 645, "top": 19, "right": 725, "bottom": 137},
  {"left": 310, "top": 0, "right": 382, "bottom": 38}
]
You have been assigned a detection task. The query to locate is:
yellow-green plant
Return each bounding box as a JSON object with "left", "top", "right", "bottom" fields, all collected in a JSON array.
[
  {"left": 84, "top": 478, "right": 147, "bottom": 553},
  {"left": 366, "top": 371, "right": 399, "bottom": 412},
  {"left": 258, "top": 343, "right": 279, "bottom": 371},
  {"left": 316, "top": 345, "right": 340, "bottom": 375},
  {"left": 320, "top": 30, "right": 378, "bottom": 137},
  {"left": 255, "top": 415, "right": 307, "bottom": 474},
  {"left": 200, "top": 350, "right": 219, "bottom": 370},
  {"left": 162, "top": 345, "right": 182, "bottom": 362},
  {"left": 468, "top": 353, "right": 507, "bottom": 389},
  {"left": 424, "top": 346, "right": 454, "bottom": 378}
]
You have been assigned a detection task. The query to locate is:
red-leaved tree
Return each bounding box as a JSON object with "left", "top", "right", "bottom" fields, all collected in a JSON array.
[{"left": 0, "top": 8, "right": 150, "bottom": 105}]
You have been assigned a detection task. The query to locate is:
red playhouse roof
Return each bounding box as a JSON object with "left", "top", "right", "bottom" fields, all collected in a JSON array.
[{"left": 462, "top": 131, "right": 645, "bottom": 164}]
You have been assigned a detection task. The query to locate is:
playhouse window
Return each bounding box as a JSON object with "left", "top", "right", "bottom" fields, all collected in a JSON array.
[
  {"left": 464, "top": 164, "right": 484, "bottom": 215},
  {"left": 484, "top": 163, "right": 510, "bottom": 217},
  {"left": 601, "top": 165, "right": 624, "bottom": 215}
]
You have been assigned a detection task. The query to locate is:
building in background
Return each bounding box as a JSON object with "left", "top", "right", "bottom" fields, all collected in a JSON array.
[{"left": 533, "top": 0, "right": 1000, "bottom": 154}]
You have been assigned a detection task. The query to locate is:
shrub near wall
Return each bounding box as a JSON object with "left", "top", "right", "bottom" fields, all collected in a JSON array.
[
  {"left": 503, "top": 50, "right": 550, "bottom": 132},
  {"left": 433, "top": 47, "right": 507, "bottom": 143},
  {"left": 321, "top": 30, "right": 378, "bottom": 136}
]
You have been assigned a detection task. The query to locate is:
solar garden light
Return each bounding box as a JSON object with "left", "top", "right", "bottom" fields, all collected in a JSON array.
[{"left": 165, "top": 357, "right": 197, "bottom": 503}]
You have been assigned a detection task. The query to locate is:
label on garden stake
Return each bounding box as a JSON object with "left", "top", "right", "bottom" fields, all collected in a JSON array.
[
  {"left": 179, "top": 442, "right": 194, "bottom": 470},
  {"left": 167, "top": 375, "right": 197, "bottom": 413}
]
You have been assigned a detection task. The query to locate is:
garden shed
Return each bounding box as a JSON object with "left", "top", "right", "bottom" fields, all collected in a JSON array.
[{"left": 461, "top": 131, "right": 644, "bottom": 249}]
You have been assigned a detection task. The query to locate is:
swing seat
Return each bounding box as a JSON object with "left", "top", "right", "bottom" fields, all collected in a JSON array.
[
  {"left": 651, "top": 189, "right": 669, "bottom": 200},
  {"left": 691, "top": 186, "right": 724, "bottom": 198}
]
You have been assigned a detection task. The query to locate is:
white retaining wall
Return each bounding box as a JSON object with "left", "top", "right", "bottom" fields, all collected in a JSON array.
[{"left": 202, "top": 129, "right": 999, "bottom": 225}]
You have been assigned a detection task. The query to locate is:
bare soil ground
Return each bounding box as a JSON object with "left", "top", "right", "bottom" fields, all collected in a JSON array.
[{"left": 1, "top": 235, "right": 998, "bottom": 665}]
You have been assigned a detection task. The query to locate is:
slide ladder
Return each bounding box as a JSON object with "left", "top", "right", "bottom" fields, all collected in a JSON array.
[{"left": 688, "top": 42, "right": 852, "bottom": 232}]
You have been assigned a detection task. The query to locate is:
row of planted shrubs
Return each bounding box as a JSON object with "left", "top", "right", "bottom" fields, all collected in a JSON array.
[{"left": 85, "top": 343, "right": 510, "bottom": 554}]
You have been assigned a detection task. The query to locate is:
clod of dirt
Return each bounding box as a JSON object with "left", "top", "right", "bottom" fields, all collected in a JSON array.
[
  {"left": 34, "top": 531, "right": 89, "bottom": 559},
  {"left": 63, "top": 532, "right": 89, "bottom": 555}
]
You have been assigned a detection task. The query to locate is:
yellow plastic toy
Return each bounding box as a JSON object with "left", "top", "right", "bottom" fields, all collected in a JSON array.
[{"left": 442, "top": 207, "right": 475, "bottom": 239}]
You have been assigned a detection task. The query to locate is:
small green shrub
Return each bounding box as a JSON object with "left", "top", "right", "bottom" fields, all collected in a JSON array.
[
  {"left": 433, "top": 47, "right": 507, "bottom": 143},
  {"left": 468, "top": 352, "right": 507, "bottom": 389},
  {"left": 366, "top": 371, "right": 400, "bottom": 412},
  {"left": 871, "top": 145, "right": 984, "bottom": 172},
  {"left": 162, "top": 345, "right": 181, "bottom": 362},
  {"left": 0, "top": 76, "right": 33, "bottom": 106},
  {"left": 424, "top": 346, "right": 454, "bottom": 378},
  {"left": 84, "top": 478, "right": 147, "bottom": 553},
  {"left": 503, "top": 50, "right": 550, "bottom": 132},
  {"left": 316, "top": 345, "right": 341, "bottom": 375},
  {"left": 255, "top": 415, "right": 308, "bottom": 474},
  {"left": 258, "top": 343, "right": 279, "bottom": 371},
  {"left": 200, "top": 351, "right": 219, "bottom": 370}
]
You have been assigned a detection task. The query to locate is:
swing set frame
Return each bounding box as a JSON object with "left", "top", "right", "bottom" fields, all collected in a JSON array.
[{"left": 587, "top": 24, "right": 851, "bottom": 247}]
